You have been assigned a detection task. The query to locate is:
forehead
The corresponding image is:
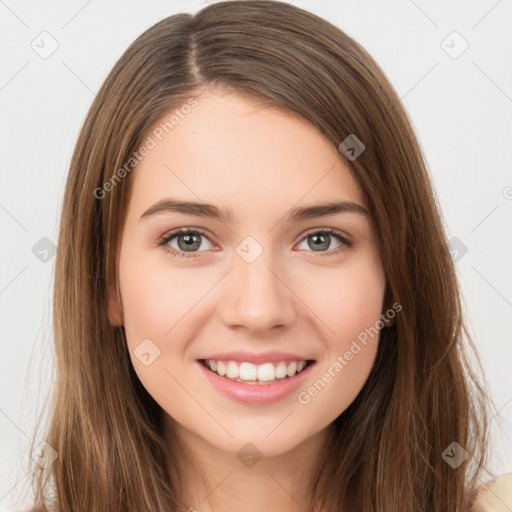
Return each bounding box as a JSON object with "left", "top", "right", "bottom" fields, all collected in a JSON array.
[{"left": 127, "top": 91, "right": 365, "bottom": 221}]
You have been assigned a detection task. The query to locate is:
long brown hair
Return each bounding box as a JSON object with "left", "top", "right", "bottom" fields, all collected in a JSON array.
[{"left": 25, "top": 1, "right": 491, "bottom": 510}]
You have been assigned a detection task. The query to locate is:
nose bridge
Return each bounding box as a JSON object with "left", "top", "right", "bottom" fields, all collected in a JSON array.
[{"left": 220, "top": 235, "right": 296, "bottom": 331}]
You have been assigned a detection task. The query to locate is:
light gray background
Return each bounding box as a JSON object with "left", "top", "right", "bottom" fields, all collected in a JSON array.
[{"left": 1, "top": 1, "right": 511, "bottom": 510}]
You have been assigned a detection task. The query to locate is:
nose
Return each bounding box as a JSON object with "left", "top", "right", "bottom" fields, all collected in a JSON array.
[{"left": 219, "top": 247, "right": 297, "bottom": 333}]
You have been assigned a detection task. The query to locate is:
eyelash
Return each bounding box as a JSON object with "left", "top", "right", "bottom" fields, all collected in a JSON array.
[{"left": 157, "top": 227, "right": 352, "bottom": 259}]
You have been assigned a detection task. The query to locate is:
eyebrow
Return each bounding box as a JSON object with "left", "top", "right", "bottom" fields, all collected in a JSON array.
[{"left": 139, "top": 197, "right": 369, "bottom": 224}]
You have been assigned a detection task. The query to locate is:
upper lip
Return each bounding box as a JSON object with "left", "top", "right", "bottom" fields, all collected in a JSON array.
[{"left": 198, "top": 351, "right": 316, "bottom": 365}]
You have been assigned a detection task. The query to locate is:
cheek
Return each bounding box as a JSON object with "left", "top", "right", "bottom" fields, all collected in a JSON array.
[
  {"left": 119, "top": 252, "right": 210, "bottom": 340},
  {"left": 118, "top": 254, "right": 209, "bottom": 414},
  {"left": 118, "top": 251, "right": 221, "bottom": 405},
  {"left": 303, "top": 255, "right": 386, "bottom": 348},
  {"left": 294, "top": 256, "right": 385, "bottom": 421}
]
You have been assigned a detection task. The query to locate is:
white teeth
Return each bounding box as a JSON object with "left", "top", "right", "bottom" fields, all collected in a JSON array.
[
  {"left": 286, "top": 361, "right": 297, "bottom": 377},
  {"left": 257, "top": 363, "right": 276, "bottom": 381},
  {"left": 275, "top": 361, "right": 287, "bottom": 379},
  {"left": 239, "top": 362, "right": 257, "bottom": 380},
  {"left": 203, "top": 358, "right": 310, "bottom": 383},
  {"left": 226, "top": 361, "right": 239, "bottom": 379},
  {"left": 216, "top": 361, "right": 227, "bottom": 376}
]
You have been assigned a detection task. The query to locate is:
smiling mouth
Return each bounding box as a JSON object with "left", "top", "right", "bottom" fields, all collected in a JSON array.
[{"left": 199, "top": 358, "right": 316, "bottom": 385}]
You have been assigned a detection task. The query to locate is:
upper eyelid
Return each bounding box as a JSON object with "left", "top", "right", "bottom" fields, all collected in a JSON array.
[
  {"left": 300, "top": 226, "right": 350, "bottom": 239},
  {"left": 160, "top": 227, "right": 213, "bottom": 243}
]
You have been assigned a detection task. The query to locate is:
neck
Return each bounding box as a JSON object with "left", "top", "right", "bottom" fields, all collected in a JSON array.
[{"left": 165, "top": 416, "right": 332, "bottom": 512}]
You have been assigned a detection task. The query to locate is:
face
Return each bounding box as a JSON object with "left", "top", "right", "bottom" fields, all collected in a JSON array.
[{"left": 108, "top": 90, "right": 387, "bottom": 458}]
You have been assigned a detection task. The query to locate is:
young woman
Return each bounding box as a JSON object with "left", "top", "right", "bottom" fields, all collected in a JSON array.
[{"left": 25, "top": 1, "right": 509, "bottom": 510}]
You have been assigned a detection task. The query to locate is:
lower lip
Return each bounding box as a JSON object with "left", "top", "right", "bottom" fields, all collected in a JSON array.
[{"left": 197, "top": 360, "right": 315, "bottom": 404}]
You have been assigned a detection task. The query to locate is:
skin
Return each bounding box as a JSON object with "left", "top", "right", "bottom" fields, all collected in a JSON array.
[{"left": 108, "top": 90, "right": 387, "bottom": 512}]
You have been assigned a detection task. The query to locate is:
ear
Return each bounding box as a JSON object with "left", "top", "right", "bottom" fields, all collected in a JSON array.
[
  {"left": 381, "top": 311, "right": 396, "bottom": 328},
  {"left": 106, "top": 281, "right": 124, "bottom": 327}
]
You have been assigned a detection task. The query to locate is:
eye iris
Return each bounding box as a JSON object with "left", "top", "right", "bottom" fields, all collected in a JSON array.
[
  {"left": 178, "top": 234, "right": 201, "bottom": 251},
  {"left": 309, "top": 233, "right": 330, "bottom": 251}
]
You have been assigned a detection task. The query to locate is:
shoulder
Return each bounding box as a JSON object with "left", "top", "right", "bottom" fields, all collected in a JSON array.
[{"left": 472, "top": 472, "right": 512, "bottom": 512}]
